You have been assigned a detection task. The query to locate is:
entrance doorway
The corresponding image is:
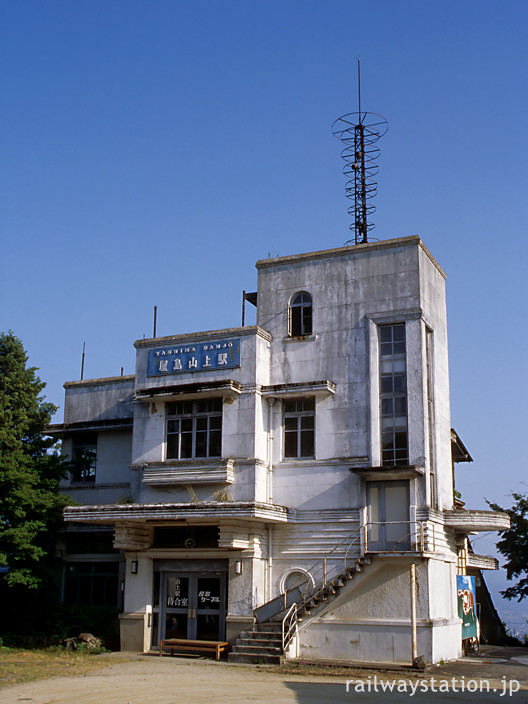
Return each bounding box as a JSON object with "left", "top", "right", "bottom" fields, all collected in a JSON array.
[
  {"left": 367, "top": 481, "right": 410, "bottom": 551},
  {"left": 159, "top": 572, "right": 227, "bottom": 642}
]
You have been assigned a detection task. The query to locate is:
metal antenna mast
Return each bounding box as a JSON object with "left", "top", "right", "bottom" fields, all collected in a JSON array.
[{"left": 332, "top": 59, "right": 388, "bottom": 245}]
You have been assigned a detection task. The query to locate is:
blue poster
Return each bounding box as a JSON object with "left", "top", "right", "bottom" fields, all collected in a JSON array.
[
  {"left": 457, "top": 575, "right": 477, "bottom": 639},
  {"left": 147, "top": 338, "right": 240, "bottom": 377}
]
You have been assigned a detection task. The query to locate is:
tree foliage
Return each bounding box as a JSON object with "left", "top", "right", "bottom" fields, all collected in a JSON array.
[
  {"left": 488, "top": 493, "right": 528, "bottom": 602},
  {"left": 0, "top": 331, "right": 68, "bottom": 588}
]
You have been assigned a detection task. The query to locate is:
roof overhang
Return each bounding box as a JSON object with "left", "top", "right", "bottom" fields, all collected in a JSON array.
[
  {"left": 444, "top": 509, "right": 510, "bottom": 532},
  {"left": 134, "top": 380, "right": 242, "bottom": 403},
  {"left": 451, "top": 428, "right": 473, "bottom": 463},
  {"left": 46, "top": 417, "right": 133, "bottom": 436},
  {"left": 261, "top": 380, "right": 336, "bottom": 398},
  {"left": 64, "top": 501, "right": 289, "bottom": 525},
  {"left": 466, "top": 553, "right": 499, "bottom": 571},
  {"left": 350, "top": 465, "right": 425, "bottom": 481}
]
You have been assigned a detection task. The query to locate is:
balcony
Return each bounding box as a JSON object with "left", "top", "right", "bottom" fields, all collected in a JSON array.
[
  {"left": 444, "top": 509, "right": 510, "bottom": 533},
  {"left": 138, "top": 458, "right": 235, "bottom": 486}
]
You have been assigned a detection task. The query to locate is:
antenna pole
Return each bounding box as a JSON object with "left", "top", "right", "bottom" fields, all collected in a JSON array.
[
  {"left": 80, "top": 342, "right": 85, "bottom": 381},
  {"left": 357, "top": 58, "right": 361, "bottom": 120},
  {"left": 153, "top": 306, "right": 157, "bottom": 338},
  {"left": 332, "top": 65, "right": 388, "bottom": 245}
]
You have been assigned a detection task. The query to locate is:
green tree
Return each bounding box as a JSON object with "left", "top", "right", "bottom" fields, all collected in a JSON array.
[
  {"left": 488, "top": 493, "right": 528, "bottom": 601},
  {"left": 0, "top": 331, "right": 67, "bottom": 588}
]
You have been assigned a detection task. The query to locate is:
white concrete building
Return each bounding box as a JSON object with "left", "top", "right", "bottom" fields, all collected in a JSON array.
[{"left": 50, "top": 235, "right": 509, "bottom": 665}]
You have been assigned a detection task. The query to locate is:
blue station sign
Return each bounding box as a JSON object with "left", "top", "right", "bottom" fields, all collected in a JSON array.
[{"left": 147, "top": 338, "right": 241, "bottom": 377}]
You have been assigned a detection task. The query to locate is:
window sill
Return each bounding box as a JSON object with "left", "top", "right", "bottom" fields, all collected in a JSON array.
[
  {"left": 261, "top": 379, "right": 335, "bottom": 398},
  {"left": 283, "top": 335, "right": 318, "bottom": 344},
  {"left": 350, "top": 465, "right": 424, "bottom": 481},
  {"left": 140, "top": 458, "right": 234, "bottom": 485},
  {"left": 67, "top": 481, "right": 130, "bottom": 489}
]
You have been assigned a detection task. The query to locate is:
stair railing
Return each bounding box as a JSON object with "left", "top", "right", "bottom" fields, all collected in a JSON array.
[
  {"left": 254, "top": 526, "right": 363, "bottom": 622},
  {"left": 282, "top": 602, "right": 298, "bottom": 653},
  {"left": 254, "top": 520, "right": 431, "bottom": 623},
  {"left": 365, "top": 520, "right": 427, "bottom": 552}
]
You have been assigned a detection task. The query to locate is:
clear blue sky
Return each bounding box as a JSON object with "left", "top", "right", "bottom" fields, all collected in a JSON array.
[{"left": 2, "top": 0, "right": 527, "bottom": 630}]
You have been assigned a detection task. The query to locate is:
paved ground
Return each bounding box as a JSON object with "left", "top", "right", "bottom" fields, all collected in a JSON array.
[{"left": 3, "top": 647, "right": 528, "bottom": 704}]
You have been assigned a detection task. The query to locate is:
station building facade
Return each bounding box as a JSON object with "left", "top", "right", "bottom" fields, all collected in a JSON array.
[{"left": 50, "top": 235, "right": 509, "bottom": 664}]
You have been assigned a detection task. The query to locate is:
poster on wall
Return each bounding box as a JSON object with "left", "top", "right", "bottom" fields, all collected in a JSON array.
[{"left": 457, "top": 574, "right": 477, "bottom": 639}]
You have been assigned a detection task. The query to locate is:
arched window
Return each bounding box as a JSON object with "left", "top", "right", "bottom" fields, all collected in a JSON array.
[{"left": 289, "top": 291, "right": 312, "bottom": 337}]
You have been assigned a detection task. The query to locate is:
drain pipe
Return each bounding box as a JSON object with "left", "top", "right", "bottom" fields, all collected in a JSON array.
[
  {"left": 410, "top": 563, "right": 418, "bottom": 666},
  {"left": 268, "top": 526, "right": 273, "bottom": 603}
]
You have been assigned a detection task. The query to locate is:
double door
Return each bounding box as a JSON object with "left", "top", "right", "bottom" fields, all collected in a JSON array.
[{"left": 160, "top": 571, "right": 226, "bottom": 642}]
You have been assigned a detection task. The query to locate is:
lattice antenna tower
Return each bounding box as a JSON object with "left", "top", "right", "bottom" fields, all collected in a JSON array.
[{"left": 332, "top": 60, "right": 388, "bottom": 245}]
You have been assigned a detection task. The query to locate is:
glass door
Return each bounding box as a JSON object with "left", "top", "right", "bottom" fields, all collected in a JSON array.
[
  {"left": 160, "top": 572, "right": 226, "bottom": 642},
  {"left": 163, "top": 574, "right": 190, "bottom": 639},
  {"left": 195, "top": 575, "right": 223, "bottom": 640},
  {"left": 367, "top": 481, "right": 410, "bottom": 551}
]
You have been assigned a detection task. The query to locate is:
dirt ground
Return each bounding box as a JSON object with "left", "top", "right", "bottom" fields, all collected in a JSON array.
[{"left": 3, "top": 648, "right": 528, "bottom": 704}]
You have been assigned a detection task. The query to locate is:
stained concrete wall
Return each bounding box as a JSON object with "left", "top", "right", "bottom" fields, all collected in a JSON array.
[
  {"left": 59, "top": 236, "right": 463, "bottom": 662},
  {"left": 63, "top": 377, "right": 135, "bottom": 424},
  {"left": 256, "top": 237, "right": 452, "bottom": 513}
]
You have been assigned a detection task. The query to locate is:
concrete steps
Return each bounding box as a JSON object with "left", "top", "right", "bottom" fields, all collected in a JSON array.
[
  {"left": 228, "top": 623, "right": 283, "bottom": 664},
  {"left": 229, "top": 556, "right": 373, "bottom": 665},
  {"left": 297, "top": 556, "right": 372, "bottom": 622}
]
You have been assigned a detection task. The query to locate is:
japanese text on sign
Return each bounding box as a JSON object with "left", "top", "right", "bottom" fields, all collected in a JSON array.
[{"left": 147, "top": 339, "right": 241, "bottom": 377}]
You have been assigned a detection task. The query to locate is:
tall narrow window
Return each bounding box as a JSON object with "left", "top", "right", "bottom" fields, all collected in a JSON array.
[
  {"left": 283, "top": 397, "right": 315, "bottom": 458},
  {"left": 166, "top": 399, "right": 222, "bottom": 459},
  {"left": 426, "top": 327, "right": 436, "bottom": 507},
  {"left": 379, "top": 323, "right": 408, "bottom": 466},
  {"left": 289, "top": 292, "right": 312, "bottom": 337}
]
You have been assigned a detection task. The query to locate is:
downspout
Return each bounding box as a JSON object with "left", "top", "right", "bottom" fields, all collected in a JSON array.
[{"left": 268, "top": 525, "right": 273, "bottom": 603}]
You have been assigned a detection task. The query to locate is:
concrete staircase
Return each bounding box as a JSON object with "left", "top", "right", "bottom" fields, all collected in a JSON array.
[
  {"left": 296, "top": 555, "right": 371, "bottom": 622},
  {"left": 228, "top": 622, "right": 283, "bottom": 664},
  {"left": 229, "top": 555, "right": 373, "bottom": 664}
]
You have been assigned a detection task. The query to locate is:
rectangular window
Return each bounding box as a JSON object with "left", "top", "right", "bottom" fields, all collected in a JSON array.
[
  {"left": 283, "top": 397, "right": 315, "bottom": 458},
  {"left": 379, "top": 324, "right": 408, "bottom": 466},
  {"left": 166, "top": 399, "right": 222, "bottom": 459},
  {"left": 71, "top": 433, "right": 97, "bottom": 483},
  {"left": 64, "top": 561, "right": 120, "bottom": 607}
]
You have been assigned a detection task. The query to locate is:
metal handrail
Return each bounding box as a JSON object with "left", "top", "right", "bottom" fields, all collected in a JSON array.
[
  {"left": 365, "top": 520, "right": 430, "bottom": 552},
  {"left": 253, "top": 527, "right": 362, "bottom": 622},
  {"left": 280, "top": 529, "right": 365, "bottom": 619},
  {"left": 289, "top": 526, "right": 363, "bottom": 591},
  {"left": 255, "top": 519, "right": 437, "bottom": 622},
  {"left": 282, "top": 602, "right": 297, "bottom": 652}
]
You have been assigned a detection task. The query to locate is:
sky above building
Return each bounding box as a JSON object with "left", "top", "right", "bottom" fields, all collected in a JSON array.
[{"left": 1, "top": 0, "right": 527, "bottom": 632}]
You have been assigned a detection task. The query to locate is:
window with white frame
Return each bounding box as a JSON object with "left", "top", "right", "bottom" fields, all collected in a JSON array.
[
  {"left": 379, "top": 323, "right": 408, "bottom": 466},
  {"left": 283, "top": 397, "right": 315, "bottom": 458},
  {"left": 166, "top": 399, "right": 222, "bottom": 459},
  {"left": 289, "top": 291, "right": 312, "bottom": 337}
]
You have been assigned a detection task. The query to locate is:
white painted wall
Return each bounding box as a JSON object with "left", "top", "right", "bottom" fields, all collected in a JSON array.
[{"left": 59, "top": 236, "right": 467, "bottom": 663}]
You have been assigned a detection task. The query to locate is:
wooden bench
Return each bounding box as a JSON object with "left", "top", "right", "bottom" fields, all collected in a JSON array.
[{"left": 159, "top": 638, "right": 230, "bottom": 661}]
